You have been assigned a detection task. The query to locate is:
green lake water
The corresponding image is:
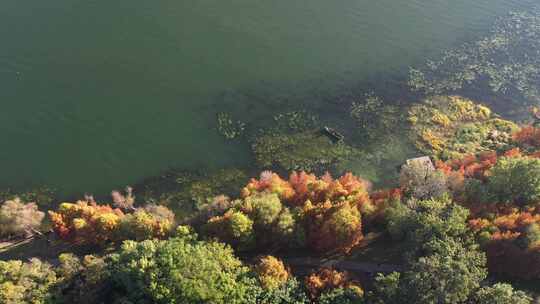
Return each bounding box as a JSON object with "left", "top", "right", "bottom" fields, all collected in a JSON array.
[{"left": 0, "top": 0, "right": 536, "bottom": 196}]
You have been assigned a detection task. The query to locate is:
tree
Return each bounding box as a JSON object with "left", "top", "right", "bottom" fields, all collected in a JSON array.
[
  {"left": 318, "top": 287, "right": 364, "bottom": 304},
  {"left": 203, "top": 210, "right": 255, "bottom": 250},
  {"left": 254, "top": 278, "right": 309, "bottom": 304},
  {"left": 402, "top": 238, "right": 487, "bottom": 304},
  {"left": 0, "top": 258, "right": 56, "bottom": 304},
  {"left": 471, "top": 283, "right": 532, "bottom": 304},
  {"left": 49, "top": 201, "right": 124, "bottom": 245},
  {"left": 117, "top": 208, "right": 174, "bottom": 241},
  {"left": 304, "top": 268, "right": 362, "bottom": 300},
  {"left": 49, "top": 202, "right": 174, "bottom": 245},
  {"left": 367, "top": 272, "right": 401, "bottom": 304},
  {"left": 383, "top": 195, "right": 471, "bottom": 253},
  {"left": 378, "top": 194, "right": 489, "bottom": 304},
  {"left": 245, "top": 193, "right": 283, "bottom": 227},
  {"left": 253, "top": 256, "right": 289, "bottom": 290},
  {"left": 399, "top": 161, "right": 448, "bottom": 200},
  {"left": 487, "top": 156, "right": 540, "bottom": 205},
  {"left": 52, "top": 254, "right": 112, "bottom": 304},
  {"left": 110, "top": 237, "right": 257, "bottom": 304},
  {"left": 0, "top": 198, "right": 44, "bottom": 238}
]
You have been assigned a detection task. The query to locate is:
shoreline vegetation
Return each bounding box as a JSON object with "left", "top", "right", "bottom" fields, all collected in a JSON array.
[{"left": 2, "top": 8, "right": 540, "bottom": 304}]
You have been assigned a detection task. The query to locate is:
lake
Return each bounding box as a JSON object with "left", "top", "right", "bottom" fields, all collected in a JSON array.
[{"left": 0, "top": 0, "right": 536, "bottom": 196}]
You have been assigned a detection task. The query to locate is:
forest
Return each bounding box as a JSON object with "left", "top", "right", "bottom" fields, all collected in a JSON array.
[{"left": 2, "top": 8, "right": 540, "bottom": 304}]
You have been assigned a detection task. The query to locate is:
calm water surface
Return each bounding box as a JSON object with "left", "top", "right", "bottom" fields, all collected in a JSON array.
[{"left": 0, "top": 0, "right": 535, "bottom": 195}]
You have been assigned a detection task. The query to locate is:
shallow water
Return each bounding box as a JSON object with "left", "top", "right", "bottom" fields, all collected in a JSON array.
[{"left": 0, "top": 0, "right": 535, "bottom": 195}]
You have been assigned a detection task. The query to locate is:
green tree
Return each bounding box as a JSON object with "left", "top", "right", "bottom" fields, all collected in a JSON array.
[
  {"left": 52, "top": 254, "right": 112, "bottom": 304},
  {"left": 0, "top": 259, "right": 56, "bottom": 304},
  {"left": 378, "top": 196, "right": 488, "bottom": 304},
  {"left": 366, "top": 272, "right": 401, "bottom": 304},
  {"left": 254, "top": 278, "right": 309, "bottom": 304},
  {"left": 247, "top": 193, "right": 283, "bottom": 227},
  {"left": 110, "top": 237, "right": 257, "bottom": 304},
  {"left": 471, "top": 283, "right": 532, "bottom": 304},
  {"left": 203, "top": 210, "right": 255, "bottom": 250},
  {"left": 384, "top": 195, "right": 472, "bottom": 255},
  {"left": 487, "top": 156, "right": 540, "bottom": 205},
  {"left": 402, "top": 238, "right": 487, "bottom": 304},
  {"left": 318, "top": 287, "right": 364, "bottom": 304}
]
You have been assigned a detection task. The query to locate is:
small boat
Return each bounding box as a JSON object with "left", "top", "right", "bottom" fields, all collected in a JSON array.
[{"left": 322, "top": 126, "right": 344, "bottom": 142}]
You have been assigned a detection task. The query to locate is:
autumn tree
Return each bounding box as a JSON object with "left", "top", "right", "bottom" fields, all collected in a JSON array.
[
  {"left": 304, "top": 268, "right": 362, "bottom": 300},
  {"left": 49, "top": 201, "right": 174, "bottom": 245},
  {"left": 209, "top": 171, "right": 372, "bottom": 254},
  {"left": 253, "top": 256, "right": 290, "bottom": 290},
  {"left": 305, "top": 201, "right": 363, "bottom": 253},
  {"left": 49, "top": 201, "right": 124, "bottom": 245}
]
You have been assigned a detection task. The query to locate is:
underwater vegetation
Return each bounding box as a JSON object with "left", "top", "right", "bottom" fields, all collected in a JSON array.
[
  {"left": 135, "top": 168, "right": 248, "bottom": 220},
  {"left": 0, "top": 187, "right": 56, "bottom": 210},
  {"left": 217, "top": 112, "right": 246, "bottom": 140},
  {"left": 271, "top": 110, "right": 320, "bottom": 134},
  {"left": 350, "top": 92, "right": 403, "bottom": 142},
  {"left": 252, "top": 131, "right": 358, "bottom": 173},
  {"left": 408, "top": 95, "right": 518, "bottom": 160},
  {"left": 246, "top": 109, "right": 360, "bottom": 173},
  {"left": 409, "top": 10, "right": 540, "bottom": 105}
]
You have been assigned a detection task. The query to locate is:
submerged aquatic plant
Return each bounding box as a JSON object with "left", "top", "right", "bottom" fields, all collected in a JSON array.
[
  {"left": 272, "top": 110, "right": 319, "bottom": 133},
  {"left": 409, "top": 10, "right": 540, "bottom": 104},
  {"left": 252, "top": 131, "right": 357, "bottom": 172},
  {"left": 350, "top": 92, "right": 401, "bottom": 141},
  {"left": 135, "top": 168, "right": 248, "bottom": 219},
  {"left": 217, "top": 112, "right": 246, "bottom": 140}
]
